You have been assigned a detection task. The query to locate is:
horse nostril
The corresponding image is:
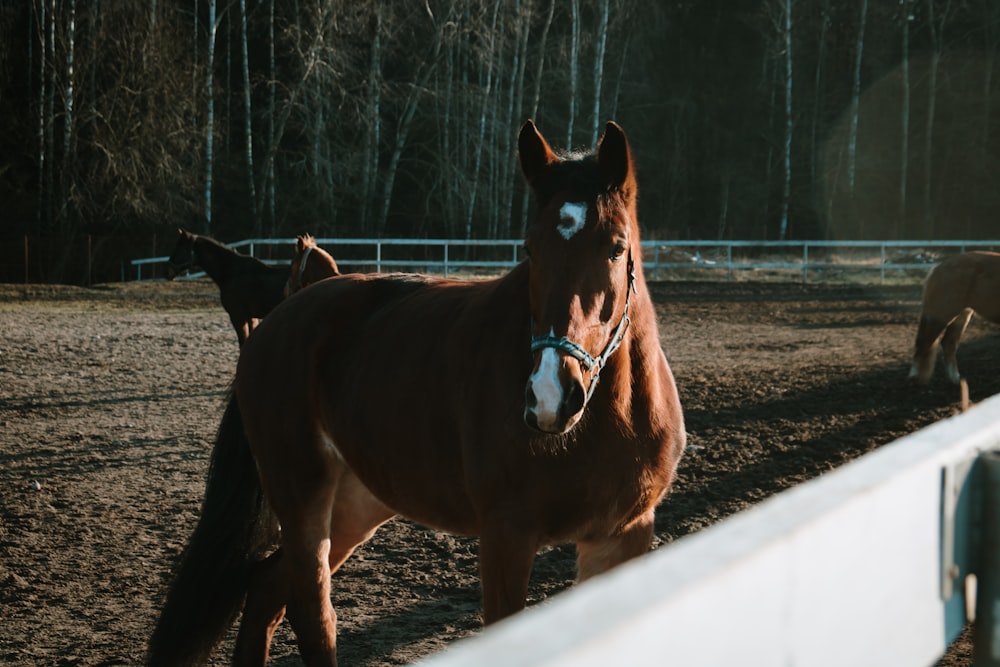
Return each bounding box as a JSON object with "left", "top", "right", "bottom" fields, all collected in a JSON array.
[
  {"left": 563, "top": 379, "right": 586, "bottom": 418},
  {"left": 525, "top": 385, "right": 538, "bottom": 410}
]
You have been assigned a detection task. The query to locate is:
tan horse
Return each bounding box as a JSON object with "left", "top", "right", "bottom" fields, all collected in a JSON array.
[
  {"left": 910, "top": 250, "right": 1000, "bottom": 383},
  {"left": 285, "top": 234, "right": 341, "bottom": 296},
  {"left": 148, "top": 121, "right": 686, "bottom": 666}
]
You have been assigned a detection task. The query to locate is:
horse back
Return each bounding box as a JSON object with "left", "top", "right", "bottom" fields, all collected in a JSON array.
[{"left": 924, "top": 251, "right": 1000, "bottom": 323}]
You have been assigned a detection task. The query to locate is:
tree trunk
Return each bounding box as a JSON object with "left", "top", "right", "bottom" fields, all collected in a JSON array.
[
  {"left": 924, "top": 0, "right": 951, "bottom": 236},
  {"left": 499, "top": 0, "right": 528, "bottom": 239},
  {"left": 239, "top": 0, "right": 258, "bottom": 233},
  {"left": 267, "top": 0, "right": 276, "bottom": 233},
  {"left": 899, "top": 3, "right": 912, "bottom": 239},
  {"left": 361, "top": 8, "right": 381, "bottom": 235},
  {"left": 847, "top": 0, "right": 868, "bottom": 196},
  {"left": 36, "top": 0, "right": 47, "bottom": 242},
  {"left": 607, "top": 29, "right": 630, "bottom": 123},
  {"left": 566, "top": 0, "right": 580, "bottom": 148},
  {"left": 377, "top": 5, "right": 444, "bottom": 236},
  {"left": 590, "top": 0, "right": 610, "bottom": 145},
  {"left": 204, "top": 0, "right": 217, "bottom": 230},
  {"left": 810, "top": 0, "right": 829, "bottom": 187},
  {"left": 464, "top": 2, "right": 501, "bottom": 240},
  {"left": 779, "top": 0, "right": 792, "bottom": 240},
  {"left": 520, "top": 0, "right": 556, "bottom": 235}
]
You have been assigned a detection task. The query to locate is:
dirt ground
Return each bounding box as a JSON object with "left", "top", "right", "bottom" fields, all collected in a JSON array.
[{"left": 1, "top": 277, "right": 997, "bottom": 666}]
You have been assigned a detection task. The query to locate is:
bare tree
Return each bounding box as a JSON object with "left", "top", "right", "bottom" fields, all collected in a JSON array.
[
  {"left": 899, "top": 0, "right": 913, "bottom": 238},
  {"left": 266, "top": 0, "right": 276, "bottom": 232},
  {"left": 847, "top": 0, "right": 869, "bottom": 196},
  {"left": 590, "top": 0, "right": 609, "bottom": 145},
  {"left": 204, "top": 0, "right": 217, "bottom": 230},
  {"left": 464, "top": 1, "right": 501, "bottom": 239},
  {"left": 361, "top": 6, "right": 381, "bottom": 234},
  {"left": 238, "top": 0, "right": 258, "bottom": 232},
  {"left": 565, "top": 0, "right": 580, "bottom": 148},
  {"left": 779, "top": 0, "right": 792, "bottom": 240}
]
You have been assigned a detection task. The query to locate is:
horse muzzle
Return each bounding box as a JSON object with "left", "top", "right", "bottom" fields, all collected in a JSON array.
[{"left": 523, "top": 346, "right": 588, "bottom": 434}]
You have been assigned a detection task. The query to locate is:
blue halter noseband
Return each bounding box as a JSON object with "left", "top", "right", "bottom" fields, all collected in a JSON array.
[{"left": 529, "top": 255, "right": 636, "bottom": 401}]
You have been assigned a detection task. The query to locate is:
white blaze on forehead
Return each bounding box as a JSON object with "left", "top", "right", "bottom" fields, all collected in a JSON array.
[{"left": 558, "top": 201, "right": 588, "bottom": 240}]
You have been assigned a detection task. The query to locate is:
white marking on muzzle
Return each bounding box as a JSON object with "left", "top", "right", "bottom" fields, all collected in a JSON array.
[
  {"left": 558, "top": 202, "right": 588, "bottom": 240},
  {"left": 528, "top": 336, "right": 565, "bottom": 431}
]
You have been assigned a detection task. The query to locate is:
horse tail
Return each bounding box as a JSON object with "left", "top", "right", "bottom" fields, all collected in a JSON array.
[{"left": 148, "top": 391, "right": 276, "bottom": 666}]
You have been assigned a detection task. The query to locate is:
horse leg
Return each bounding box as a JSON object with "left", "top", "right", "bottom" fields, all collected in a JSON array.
[
  {"left": 910, "top": 314, "right": 948, "bottom": 383},
  {"left": 478, "top": 525, "right": 539, "bottom": 624},
  {"left": 575, "top": 510, "right": 655, "bottom": 583},
  {"left": 940, "top": 309, "right": 974, "bottom": 384},
  {"left": 234, "top": 550, "right": 288, "bottom": 666},
  {"left": 271, "top": 469, "right": 394, "bottom": 667},
  {"left": 230, "top": 312, "right": 250, "bottom": 346},
  {"left": 277, "top": 489, "right": 340, "bottom": 667}
]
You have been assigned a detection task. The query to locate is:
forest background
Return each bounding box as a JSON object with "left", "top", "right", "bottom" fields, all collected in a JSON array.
[{"left": 0, "top": 0, "right": 998, "bottom": 284}]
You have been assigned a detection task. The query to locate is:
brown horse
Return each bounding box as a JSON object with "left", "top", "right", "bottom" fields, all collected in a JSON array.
[
  {"left": 910, "top": 250, "right": 1000, "bottom": 383},
  {"left": 166, "top": 228, "right": 288, "bottom": 346},
  {"left": 148, "top": 121, "right": 686, "bottom": 666},
  {"left": 285, "top": 234, "right": 341, "bottom": 296}
]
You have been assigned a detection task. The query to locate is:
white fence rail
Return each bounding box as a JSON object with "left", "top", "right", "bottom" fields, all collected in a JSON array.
[
  {"left": 417, "top": 393, "right": 1000, "bottom": 667},
  {"left": 129, "top": 238, "right": 1000, "bottom": 282}
]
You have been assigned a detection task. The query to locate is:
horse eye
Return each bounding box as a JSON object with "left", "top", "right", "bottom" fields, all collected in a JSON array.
[{"left": 609, "top": 242, "right": 626, "bottom": 261}]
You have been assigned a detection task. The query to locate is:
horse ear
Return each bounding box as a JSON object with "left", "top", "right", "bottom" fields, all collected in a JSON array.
[
  {"left": 518, "top": 120, "right": 558, "bottom": 189},
  {"left": 597, "top": 121, "right": 636, "bottom": 197},
  {"left": 178, "top": 227, "right": 192, "bottom": 239}
]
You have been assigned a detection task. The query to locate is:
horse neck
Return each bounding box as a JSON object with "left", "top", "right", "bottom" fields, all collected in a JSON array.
[
  {"left": 624, "top": 268, "right": 660, "bottom": 350},
  {"left": 601, "top": 268, "right": 664, "bottom": 394},
  {"left": 193, "top": 238, "right": 235, "bottom": 284},
  {"left": 307, "top": 248, "right": 339, "bottom": 280}
]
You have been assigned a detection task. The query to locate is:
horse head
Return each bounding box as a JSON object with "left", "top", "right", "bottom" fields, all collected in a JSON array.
[
  {"left": 165, "top": 228, "right": 197, "bottom": 280},
  {"left": 519, "top": 120, "right": 639, "bottom": 435},
  {"left": 286, "top": 234, "right": 340, "bottom": 297}
]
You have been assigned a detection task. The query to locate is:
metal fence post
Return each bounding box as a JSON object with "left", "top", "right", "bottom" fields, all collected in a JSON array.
[{"left": 975, "top": 450, "right": 1000, "bottom": 666}]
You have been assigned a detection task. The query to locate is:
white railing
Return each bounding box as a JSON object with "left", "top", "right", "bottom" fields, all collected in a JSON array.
[
  {"left": 416, "top": 392, "right": 1000, "bottom": 667},
  {"left": 129, "top": 238, "right": 1000, "bottom": 282}
]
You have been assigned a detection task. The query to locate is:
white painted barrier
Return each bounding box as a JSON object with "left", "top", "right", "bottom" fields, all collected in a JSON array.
[
  {"left": 128, "top": 238, "right": 1000, "bottom": 282},
  {"left": 417, "top": 393, "right": 1000, "bottom": 667}
]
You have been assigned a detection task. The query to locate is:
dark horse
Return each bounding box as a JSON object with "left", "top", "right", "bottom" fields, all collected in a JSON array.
[
  {"left": 285, "top": 234, "right": 341, "bottom": 296},
  {"left": 910, "top": 250, "right": 1000, "bottom": 383},
  {"left": 148, "top": 121, "right": 686, "bottom": 666},
  {"left": 166, "top": 228, "right": 288, "bottom": 346}
]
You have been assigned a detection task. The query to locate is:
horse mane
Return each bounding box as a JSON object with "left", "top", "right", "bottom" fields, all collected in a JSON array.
[{"left": 297, "top": 234, "right": 318, "bottom": 249}]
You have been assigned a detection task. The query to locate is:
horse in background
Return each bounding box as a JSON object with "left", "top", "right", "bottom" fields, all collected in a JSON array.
[
  {"left": 148, "top": 120, "right": 686, "bottom": 666},
  {"left": 910, "top": 250, "right": 1000, "bottom": 383},
  {"left": 285, "top": 234, "right": 340, "bottom": 296},
  {"left": 166, "top": 228, "right": 287, "bottom": 346}
]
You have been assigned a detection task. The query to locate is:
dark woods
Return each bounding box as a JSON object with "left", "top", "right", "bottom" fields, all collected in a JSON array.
[{"left": 1, "top": 1, "right": 999, "bottom": 283}]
